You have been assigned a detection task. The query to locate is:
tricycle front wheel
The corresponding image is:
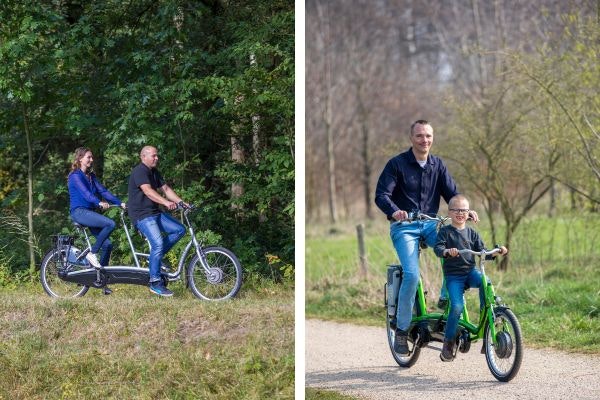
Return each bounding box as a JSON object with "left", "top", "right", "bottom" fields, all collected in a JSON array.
[{"left": 483, "top": 307, "right": 523, "bottom": 382}]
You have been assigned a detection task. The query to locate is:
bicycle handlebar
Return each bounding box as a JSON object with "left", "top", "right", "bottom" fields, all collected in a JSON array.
[
  {"left": 391, "top": 211, "right": 449, "bottom": 226},
  {"left": 458, "top": 248, "right": 502, "bottom": 257}
]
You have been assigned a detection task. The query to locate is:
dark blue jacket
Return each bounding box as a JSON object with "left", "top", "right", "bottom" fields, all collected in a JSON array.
[
  {"left": 375, "top": 148, "right": 458, "bottom": 219},
  {"left": 68, "top": 169, "right": 122, "bottom": 213}
]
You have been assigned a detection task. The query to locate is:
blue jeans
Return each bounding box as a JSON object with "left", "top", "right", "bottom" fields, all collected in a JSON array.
[
  {"left": 391, "top": 220, "right": 447, "bottom": 331},
  {"left": 135, "top": 213, "right": 186, "bottom": 282},
  {"left": 71, "top": 207, "right": 116, "bottom": 266},
  {"left": 444, "top": 268, "right": 485, "bottom": 341}
]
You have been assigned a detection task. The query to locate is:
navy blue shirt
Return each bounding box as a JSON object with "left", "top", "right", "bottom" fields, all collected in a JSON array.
[
  {"left": 374, "top": 148, "right": 458, "bottom": 219},
  {"left": 127, "top": 163, "right": 165, "bottom": 225}
]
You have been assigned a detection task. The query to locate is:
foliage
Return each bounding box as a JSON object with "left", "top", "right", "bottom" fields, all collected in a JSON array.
[
  {"left": 0, "top": 0, "right": 294, "bottom": 280},
  {"left": 505, "top": 13, "right": 600, "bottom": 205}
]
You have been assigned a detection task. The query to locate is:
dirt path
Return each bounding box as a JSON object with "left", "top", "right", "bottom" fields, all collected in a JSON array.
[{"left": 306, "top": 319, "right": 600, "bottom": 400}]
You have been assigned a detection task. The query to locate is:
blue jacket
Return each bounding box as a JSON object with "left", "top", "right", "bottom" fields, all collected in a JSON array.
[
  {"left": 68, "top": 169, "right": 122, "bottom": 213},
  {"left": 375, "top": 148, "right": 458, "bottom": 219}
]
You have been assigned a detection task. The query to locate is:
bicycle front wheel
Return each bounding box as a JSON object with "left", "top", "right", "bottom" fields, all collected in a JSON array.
[
  {"left": 483, "top": 307, "right": 523, "bottom": 382},
  {"left": 186, "top": 246, "right": 242, "bottom": 300},
  {"left": 40, "top": 248, "right": 89, "bottom": 298}
]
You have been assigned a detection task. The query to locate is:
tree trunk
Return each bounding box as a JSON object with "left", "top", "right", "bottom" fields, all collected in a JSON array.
[
  {"left": 22, "top": 103, "right": 36, "bottom": 276},
  {"left": 322, "top": 2, "right": 338, "bottom": 224},
  {"left": 231, "top": 134, "right": 244, "bottom": 211},
  {"left": 326, "top": 119, "right": 338, "bottom": 223}
]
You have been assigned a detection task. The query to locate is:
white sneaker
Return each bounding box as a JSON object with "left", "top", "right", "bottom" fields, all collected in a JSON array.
[{"left": 86, "top": 252, "right": 102, "bottom": 269}]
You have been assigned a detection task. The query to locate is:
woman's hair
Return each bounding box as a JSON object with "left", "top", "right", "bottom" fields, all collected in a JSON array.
[{"left": 70, "top": 147, "right": 92, "bottom": 173}]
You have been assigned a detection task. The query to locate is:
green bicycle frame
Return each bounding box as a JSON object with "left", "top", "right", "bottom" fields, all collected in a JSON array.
[{"left": 411, "top": 257, "right": 500, "bottom": 345}]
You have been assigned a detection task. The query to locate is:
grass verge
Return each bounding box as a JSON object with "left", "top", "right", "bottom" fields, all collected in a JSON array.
[{"left": 0, "top": 281, "right": 294, "bottom": 400}]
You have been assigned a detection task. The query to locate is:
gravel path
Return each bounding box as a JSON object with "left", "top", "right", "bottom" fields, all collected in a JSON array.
[{"left": 306, "top": 319, "right": 600, "bottom": 400}]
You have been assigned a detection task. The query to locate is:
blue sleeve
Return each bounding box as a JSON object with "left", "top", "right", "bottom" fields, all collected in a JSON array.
[
  {"left": 92, "top": 175, "right": 121, "bottom": 204},
  {"left": 374, "top": 159, "right": 400, "bottom": 218},
  {"left": 70, "top": 172, "right": 100, "bottom": 205}
]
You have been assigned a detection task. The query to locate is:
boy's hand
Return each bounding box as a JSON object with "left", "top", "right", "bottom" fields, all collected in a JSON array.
[
  {"left": 444, "top": 248, "right": 459, "bottom": 257},
  {"left": 499, "top": 246, "right": 508, "bottom": 255}
]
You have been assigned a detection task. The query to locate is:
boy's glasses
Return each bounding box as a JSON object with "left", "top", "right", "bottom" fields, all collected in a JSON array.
[{"left": 449, "top": 208, "right": 470, "bottom": 214}]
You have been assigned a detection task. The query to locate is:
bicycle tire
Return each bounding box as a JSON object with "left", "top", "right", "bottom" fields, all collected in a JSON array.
[
  {"left": 386, "top": 314, "right": 421, "bottom": 367},
  {"left": 40, "top": 248, "right": 89, "bottom": 298},
  {"left": 483, "top": 307, "right": 523, "bottom": 382},
  {"left": 186, "top": 246, "right": 242, "bottom": 300}
]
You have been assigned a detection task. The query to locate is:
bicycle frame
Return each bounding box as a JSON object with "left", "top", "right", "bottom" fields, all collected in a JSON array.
[
  {"left": 72, "top": 207, "right": 213, "bottom": 281},
  {"left": 42, "top": 204, "right": 243, "bottom": 300},
  {"left": 388, "top": 213, "right": 504, "bottom": 345},
  {"left": 385, "top": 212, "right": 522, "bottom": 381}
]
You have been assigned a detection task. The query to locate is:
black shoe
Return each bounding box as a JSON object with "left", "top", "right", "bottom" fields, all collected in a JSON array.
[
  {"left": 440, "top": 340, "right": 455, "bottom": 362},
  {"left": 394, "top": 329, "right": 409, "bottom": 355},
  {"left": 437, "top": 297, "right": 448, "bottom": 310},
  {"left": 103, "top": 287, "right": 113, "bottom": 295},
  {"left": 480, "top": 342, "right": 486, "bottom": 354}
]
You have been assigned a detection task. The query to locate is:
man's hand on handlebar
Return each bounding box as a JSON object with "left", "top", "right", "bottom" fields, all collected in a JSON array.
[
  {"left": 165, "top": 201, "right": 178, "bottom": 210},
  {"left": 392, "top": 209, "right": 408, "bottom": 221}
]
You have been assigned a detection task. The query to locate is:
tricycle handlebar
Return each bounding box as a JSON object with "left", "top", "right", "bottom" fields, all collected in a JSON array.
[
  {"left": 391, "top": 211, "right": 449, "bottom": 226},
  {"left": 458, "top": 248, "right": 502, "bottom": 257}
]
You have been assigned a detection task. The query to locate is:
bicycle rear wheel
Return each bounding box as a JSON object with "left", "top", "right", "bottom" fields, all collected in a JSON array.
[
  {"left": 386, "top": 314, "right": 421, "bottom": 367},
  {"left": 483, "top": 307, "right": 523, "bottom": 382},
  {"left": 186, "top": 246, "right": 242, "bottom": 300},
  {"left": 40, "top": 248, "right": 89, "bottom": 298}
]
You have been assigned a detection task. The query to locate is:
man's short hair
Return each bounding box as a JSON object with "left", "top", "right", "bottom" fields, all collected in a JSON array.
[{"left": 410, "top": 119, "right": 431, "bottom": 135}]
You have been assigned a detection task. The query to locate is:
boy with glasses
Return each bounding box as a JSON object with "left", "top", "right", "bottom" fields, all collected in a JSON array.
[{"left": 434, "top": 194, "right": 508, "bottom": 361}]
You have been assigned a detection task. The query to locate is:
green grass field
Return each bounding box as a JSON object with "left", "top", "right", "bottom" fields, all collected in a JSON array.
[
  {"left": 306, "top": 213, "right": 600, "bottom": 354},
  {"left": 0, "top": 281, "right": 294, "bottom": 400}
]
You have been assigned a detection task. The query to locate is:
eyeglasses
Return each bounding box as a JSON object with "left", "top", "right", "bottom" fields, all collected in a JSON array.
[{"left": 449, "top": 208, "right": 470, "bottom": 214}]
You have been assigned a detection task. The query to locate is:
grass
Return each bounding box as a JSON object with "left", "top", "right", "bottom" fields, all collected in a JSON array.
[
  {"left": 306, "top": 213, "right": 600, "bottom": 354},
  {"left": 0, "top": 280, "right": 294, "bottom": 400},
  {"left": 306, "top": 387, "right": 360, "bottom": 399}
]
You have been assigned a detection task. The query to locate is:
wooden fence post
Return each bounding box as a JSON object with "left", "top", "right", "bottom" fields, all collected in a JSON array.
[{"left": 356, "top": 224, "right": 368, "bottom": 276}]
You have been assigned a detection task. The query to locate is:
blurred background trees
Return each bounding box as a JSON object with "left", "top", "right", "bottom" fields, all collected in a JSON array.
[
  {"left": 0, "top": 0, "right": 294, "bottom": 281},
  {"left": 306, "top": 0, "right": 599, "bottom": 268}
]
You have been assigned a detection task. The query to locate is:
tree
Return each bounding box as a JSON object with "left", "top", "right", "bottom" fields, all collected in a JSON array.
[
  {"left": 0, "top": 1, "right": 65, "bottom": 274},
  {"left": 506, "top": 13, "right": 600, "bottom": 206}
]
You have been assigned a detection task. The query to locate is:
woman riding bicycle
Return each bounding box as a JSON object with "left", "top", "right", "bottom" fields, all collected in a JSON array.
[{"left": 68, "top": 147, "right": 126, "bottom": 278}]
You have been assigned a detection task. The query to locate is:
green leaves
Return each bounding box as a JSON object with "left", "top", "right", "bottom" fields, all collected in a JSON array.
[{"left": 0, "top": 0, "right": 294, "bottom": 276}]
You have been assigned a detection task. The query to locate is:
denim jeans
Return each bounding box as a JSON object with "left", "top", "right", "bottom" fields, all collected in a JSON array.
[
  {"left": 391, "top": 220, "right": 447, "bottom": 331},
  {"left": 444, "top": 268, "right": 485, "bottom": 341},
  {"left": 71, "top": 207, "right": 116, "bottom": 266},
  {"left": 135, "top": 213, "right": 186, "bottom": 282}
]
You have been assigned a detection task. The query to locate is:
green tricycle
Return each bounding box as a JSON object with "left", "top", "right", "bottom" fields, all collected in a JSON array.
[{"left": 384, "top": 213, "right": 523, "bottom": 382}]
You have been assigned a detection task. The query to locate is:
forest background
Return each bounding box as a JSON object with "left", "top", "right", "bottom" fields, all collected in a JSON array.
[
  {"left": 306, "top": 0, "right": 600, "bottom": 271},
  {"left": 0, "top": 0, "right": 295, "bottom": 286}
]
